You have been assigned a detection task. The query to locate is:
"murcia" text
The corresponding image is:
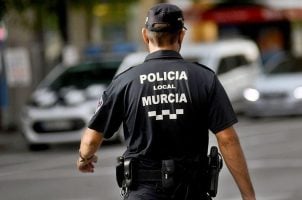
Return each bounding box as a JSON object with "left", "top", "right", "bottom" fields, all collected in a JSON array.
[{"left": 142, "top": 93, "right": 187, "bottom": 106}]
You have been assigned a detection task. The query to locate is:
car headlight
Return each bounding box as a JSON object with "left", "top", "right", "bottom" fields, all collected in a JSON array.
[
  {"left": 243, "top": 88, "right": 260, "bottom": 102},
  {"left": 32, "top": 89, "right": 57, "bottom": 107},
  {"left": 293, "top": 86, "right": 302, "bottom": 99},
  {"left": 86, "top": 84, "right": 106, "bottom": 100},
  {"left": 64, "top": 90, "right": 86, "bottom": 106}
]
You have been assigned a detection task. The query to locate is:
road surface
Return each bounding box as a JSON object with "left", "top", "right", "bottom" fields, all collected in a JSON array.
[{"left": 0, "top": 116, "right": 302, "bottom": 200}]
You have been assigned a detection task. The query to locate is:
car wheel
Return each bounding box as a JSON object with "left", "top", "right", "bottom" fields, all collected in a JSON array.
[{"left": 28, "top": 143, "right": 50, "bottom": 151}]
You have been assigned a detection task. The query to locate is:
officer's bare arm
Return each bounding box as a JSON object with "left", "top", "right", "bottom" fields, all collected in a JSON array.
[
  {"left": 215, "top": 126, "right": 256, "bottom": 200},
  {"left": 77, "top": 128, "right": 104, "bottom": 173}
]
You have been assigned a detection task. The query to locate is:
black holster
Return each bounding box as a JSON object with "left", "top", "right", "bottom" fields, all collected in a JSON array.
[
  {"left": 207, "top": 146, "right": 223, "bottom": 197},
  {"left": 116, "top": 157, "right": 136, "bottom": 189},
  {"left": 116, "top": 156, "right": 124, "bottom": 188}
]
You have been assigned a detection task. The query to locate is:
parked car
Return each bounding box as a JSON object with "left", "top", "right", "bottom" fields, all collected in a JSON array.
[
  {"left": 116, "top": 38, "right": 261, "bottom": 112},
  {"left": 243, "top": 54, "right": 302, "bottom": 117},
  {"left": 20, "top": 58, "right": 123, "bottom": 150}
]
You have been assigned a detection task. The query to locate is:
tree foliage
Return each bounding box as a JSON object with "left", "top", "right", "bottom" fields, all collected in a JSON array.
[{"left": 2, "top": 0, "right": 139, "bottom": 43}]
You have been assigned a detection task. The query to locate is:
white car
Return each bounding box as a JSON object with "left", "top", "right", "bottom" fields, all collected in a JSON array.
[
  {"left": 116, "top": 39, "right": 261, "bottom": 111},
  {"left": 20, "top": 59, "right": 123, "bottom": 150},
  {"left": 243, "top": 55, "right": 302, "bottom": 117}
]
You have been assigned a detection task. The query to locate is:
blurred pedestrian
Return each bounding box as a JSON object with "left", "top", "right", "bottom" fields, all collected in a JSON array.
[{"left": 77, "top": 3, "right": 256, "bottom": 200}]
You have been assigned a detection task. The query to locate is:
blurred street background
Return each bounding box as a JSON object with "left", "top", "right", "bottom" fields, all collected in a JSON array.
[
  {"left": 1, "top": 0, "right": 302, "bottom": 199},
  {"left": 1, "top": 115, "right": 302, "bottom": 200}
]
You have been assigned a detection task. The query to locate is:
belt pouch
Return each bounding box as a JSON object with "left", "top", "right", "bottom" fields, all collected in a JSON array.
[
  {"left": 161, "top": 160, "right": 175, "bottom": 189},
  {"left": 124, "top": 158, "right": 134, "bottom": 188},
  {"left": 116, "top": 156, "right": 124, "bottom": 188}
]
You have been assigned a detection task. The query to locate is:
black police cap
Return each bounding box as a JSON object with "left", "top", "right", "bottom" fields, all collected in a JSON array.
[{"left": 145, "top": 3, "right": 186, "bottom": 32}]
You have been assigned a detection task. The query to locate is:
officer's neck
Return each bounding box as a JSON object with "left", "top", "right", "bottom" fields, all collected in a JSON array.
[{"left": 148, "top": 43, "right": 180, "bottom": 53}]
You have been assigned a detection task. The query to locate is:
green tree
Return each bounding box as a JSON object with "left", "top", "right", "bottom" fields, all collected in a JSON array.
[
  {"left": 1, "top": 0, "right": 140, "bottom": 76},
  {"left": 3, "top": 0, "right": 139, "bottom": 44},
  {"left": 0, "top": 0, "right": 7, "bottom": 20}
]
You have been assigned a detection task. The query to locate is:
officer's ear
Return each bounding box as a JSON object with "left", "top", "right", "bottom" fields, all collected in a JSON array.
[
  {"left": 176, "top": 30, "right": 185, "bottom": 52},
  {"left": 142, "top": 28, "right": 149, "bottom": 44},
  {"left": 178, "top": 30, "right": 185, "bottom": 46}
]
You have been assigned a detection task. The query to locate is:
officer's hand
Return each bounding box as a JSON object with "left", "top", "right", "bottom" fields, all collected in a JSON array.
[{"left": 77, "top": 155, "right": 98, "bottom": 173}]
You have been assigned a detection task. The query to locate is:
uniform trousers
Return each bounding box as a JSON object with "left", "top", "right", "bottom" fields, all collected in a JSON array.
[{"left": 123, "top": 182, "right": 212, "bottom": 200}]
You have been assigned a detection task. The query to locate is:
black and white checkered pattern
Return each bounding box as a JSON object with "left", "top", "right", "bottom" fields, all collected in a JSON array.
[{"left": 148, "top": 109, "right": 184, "bottom": 120}]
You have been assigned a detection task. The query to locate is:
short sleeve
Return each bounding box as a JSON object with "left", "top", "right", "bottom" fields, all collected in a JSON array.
[
  {"left": 207, "top": 75, "right": 238, "bottom": 133},
  {"left": 88, "top": 79, "right": 124, "bottom": 139}
]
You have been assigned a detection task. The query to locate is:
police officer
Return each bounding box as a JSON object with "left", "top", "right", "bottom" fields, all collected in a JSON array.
[{"left": 77, "top": 3, "right": 256, "bottom": 200}]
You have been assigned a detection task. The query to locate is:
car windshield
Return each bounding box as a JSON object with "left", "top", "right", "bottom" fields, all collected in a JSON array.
[
  {"left": 267, "top": 57, "right": 302, "bottom": 74},
  {"left": 49, "top": 61, "right": 119, "bottom": 91}
]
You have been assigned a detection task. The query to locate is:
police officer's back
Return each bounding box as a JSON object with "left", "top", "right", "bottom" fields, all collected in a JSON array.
[{"left": 77, "top": 3, "right": 256, "bottom": 200}]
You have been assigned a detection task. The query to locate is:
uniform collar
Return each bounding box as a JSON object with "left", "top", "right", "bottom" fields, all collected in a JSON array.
[{"left": 144, "top": 50, "right": 183, "bottom": 61}]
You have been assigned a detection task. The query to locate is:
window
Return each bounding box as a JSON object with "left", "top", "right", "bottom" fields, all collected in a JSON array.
[
  {"left": 49, "top": 61, "right": 120, "bottom": 90},
  {"left": 268, "top": 57, "right": 302, "bottom": 74},
  {"left": 217, "top": 55, "right": 250, "bottom": 75}
]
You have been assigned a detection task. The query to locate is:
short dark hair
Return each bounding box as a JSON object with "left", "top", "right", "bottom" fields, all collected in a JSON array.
[{"left": 146, "top": 26, "right": 181, "bottom": 47}]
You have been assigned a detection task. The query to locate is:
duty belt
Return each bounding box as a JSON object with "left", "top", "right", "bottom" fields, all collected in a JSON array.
[
  {"left": 116, "top": 147, "right": 222, "bottom": 198},
  {"left": 136, "top": 169, "right": 162, "bottom": 182}
]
